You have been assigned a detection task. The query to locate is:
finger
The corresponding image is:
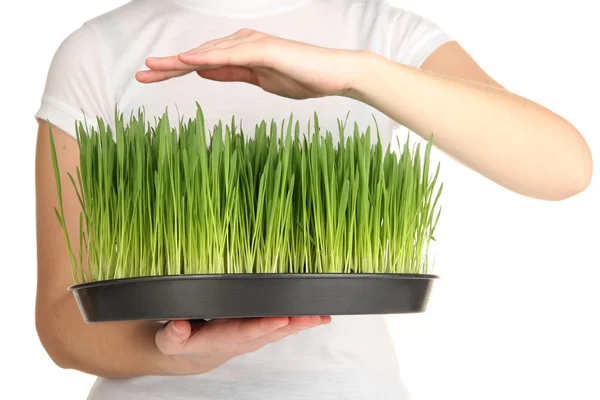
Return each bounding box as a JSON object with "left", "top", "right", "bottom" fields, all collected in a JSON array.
[
  {"left": 155, "top": 320, "right": 193, "bottom": 355},
  {"left": 279, "top": 315, "right": 331, "bottom": 331},
  {"left": 275, "top": 315, "right": 322, "bottom": 333},
  {"left": 135, "top": 69, "right": 191, "bottom": 83},
  {"left": 196, "top": 66, "right": 258, "bottom": 85},
  {"left": 144, "top": 41, "right": 236, "bottom": 72},
  {"left": 136, "top": 63, "right": 254, "bottom": 84},
  {"left": 240, "top": 316, "right": 331, "bottom": 352},
  {"left": 186, "top": 316, "right": 287, "bottom": 354},
  {"left": 177, "top": 44, "right": 264, "bottom": 68},
  {"left": 144, "top": 29, "right": 258, "bottom": 72},
  {"left": 247, "top": 316, "right": 328, "bottom": 346},
  {"left": 144, "top": 38, "right": 253, "bottom": 72},
  {"left": 214, "top": 316, "right": 291, "bottom": 344},
  {"left": 145, "top": 56, "right": 196, "bottom": 72},
  {"left": 184, "top": 28, "right": 256, "bottom": 54},
  {"left": 184, "top": 35, "right": 234, "bottom": 54},
  {"left": 179, "top": 317, "right": 288, "bottom": 356}
]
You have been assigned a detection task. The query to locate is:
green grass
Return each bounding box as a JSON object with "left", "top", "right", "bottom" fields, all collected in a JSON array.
[{"left": 49, "top": 104, "right": 442, "bottom": 284}]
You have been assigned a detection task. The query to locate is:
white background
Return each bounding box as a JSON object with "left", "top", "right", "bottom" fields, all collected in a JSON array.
[{"left": 1, "top": 1, "right": 598, "bottom": 399}]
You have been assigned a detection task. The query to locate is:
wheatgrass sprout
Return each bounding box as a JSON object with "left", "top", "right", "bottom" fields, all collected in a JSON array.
[{"left": 49, "top": 104, "right": 442, "bottom": 284}]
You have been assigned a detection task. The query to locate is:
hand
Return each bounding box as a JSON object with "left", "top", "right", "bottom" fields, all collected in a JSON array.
[
  {"left": 136, "top": 29, "right": 363, "bottom": 99},
  {"left": 155, "top": 315, "right": 331, "bottom": 374}
]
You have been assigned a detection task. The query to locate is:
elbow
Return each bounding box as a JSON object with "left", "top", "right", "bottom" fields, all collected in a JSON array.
[{"left": 35, "top": 311, "right": 77, "bottom": 371}]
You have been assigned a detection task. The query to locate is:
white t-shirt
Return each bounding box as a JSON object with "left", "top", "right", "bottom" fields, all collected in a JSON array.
[{"left": 35, "top": 1, "right": 452, "bottom": 399}]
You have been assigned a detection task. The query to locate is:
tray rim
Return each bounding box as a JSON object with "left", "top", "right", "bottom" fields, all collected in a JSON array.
[{"left": 68, "top": 272, "right": 440, "bottom": 291}]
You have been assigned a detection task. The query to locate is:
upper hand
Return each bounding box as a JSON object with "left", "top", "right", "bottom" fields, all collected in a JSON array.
[
  {"left": 136, "top": 29, "right": 362, "bottom": 99},
  {"left": 155, "top": 316, "right": 330, "bottom": 374}
]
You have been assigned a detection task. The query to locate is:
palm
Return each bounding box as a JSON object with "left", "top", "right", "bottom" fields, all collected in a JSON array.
[{"left": 249, "top": 67, "right": 327, "bottom": 100}]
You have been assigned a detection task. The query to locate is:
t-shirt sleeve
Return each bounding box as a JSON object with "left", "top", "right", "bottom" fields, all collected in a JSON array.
[
  {"left": 35, "top": 23, "right": 114, "bottom": 138},
  {"left": 390, "top": 10, "right": 453, "bottom": 68}
]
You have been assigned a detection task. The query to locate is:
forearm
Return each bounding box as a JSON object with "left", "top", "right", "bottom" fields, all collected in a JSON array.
[
  {"left": 346, "top": 51, "right": 592, "bottom": 200},
  {"left": 36, "top": 291, "right": 216, "bottom": 378},
  {"left": 37, "top": 292, "right": 165, "bottom": 377}
]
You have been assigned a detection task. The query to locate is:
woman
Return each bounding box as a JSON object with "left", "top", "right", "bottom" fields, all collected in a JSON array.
[{"left": 34, "top": 0, "right": 592, "bottom": 399}]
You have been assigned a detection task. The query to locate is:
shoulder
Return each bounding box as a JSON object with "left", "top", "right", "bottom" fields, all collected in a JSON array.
[
  {"left": 48, "top": 1, "right": 146, "bottom": 64},
  {"left": 311, "top": 0, "right": 418, "bottom": 22},
  {"left": 339, "top": 0, "right": 447, "bottom": 42},
  {"left": 311, "top": 0, "right": 452, "bottom": 67},
  {"left": 68, "top": 0, "right": 169, "bottom": 59},
  {"left": 37, "top": 1, "right": 163, "bottom": 136},
  {"left": 44, "top": 0, "right": 175, "bottom": 93}
]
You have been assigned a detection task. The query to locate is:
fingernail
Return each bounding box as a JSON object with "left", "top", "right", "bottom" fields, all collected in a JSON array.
[
  {"left": 172, "top": 321, "right": 182, "bottom": 335},
  {"left": 276, "top": 319, "right": 289, "bottom": 328}
]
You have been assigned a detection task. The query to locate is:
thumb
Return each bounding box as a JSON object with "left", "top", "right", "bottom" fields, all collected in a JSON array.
[{"left": 155, "top": 320, "right": 192, "bottom": 355}]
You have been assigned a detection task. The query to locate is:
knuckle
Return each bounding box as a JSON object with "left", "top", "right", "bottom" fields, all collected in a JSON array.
[
  {"left": 252, "top": 31, "right": 268, "bottom": 39},
  {"left": 259, "top": 317, "right": 277, "bottom": 330},
  {"left": 238, "top": 324, "right": 264, "bottom": 342},
  {"left": 236, "top": 28, "right": 254, "bottom": 36},
  {"left": 155, "top": 338, "right": 178, "bottom": 355}
]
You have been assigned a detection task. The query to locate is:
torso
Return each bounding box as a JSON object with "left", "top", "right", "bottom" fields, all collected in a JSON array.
[{"left": 39, "top": 1, "right": 451, "bottom": 398}]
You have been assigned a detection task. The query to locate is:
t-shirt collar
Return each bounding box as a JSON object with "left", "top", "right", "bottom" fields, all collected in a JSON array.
[{"left": 168, "top": 0, "right": 314, "bottom": 17}]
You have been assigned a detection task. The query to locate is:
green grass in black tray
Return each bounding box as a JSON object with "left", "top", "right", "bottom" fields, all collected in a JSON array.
[{"left": 49, "top": 104, "right": 443, "bottom": 284}]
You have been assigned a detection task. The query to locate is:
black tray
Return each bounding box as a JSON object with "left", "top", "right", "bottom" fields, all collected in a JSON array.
[{"left": 69, "top": 273, "right": 438, "bottom": 323}]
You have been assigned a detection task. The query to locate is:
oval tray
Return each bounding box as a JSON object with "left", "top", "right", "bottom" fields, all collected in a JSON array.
[{"left": 69, "top": 273, "right": 438, "bottom": 323}]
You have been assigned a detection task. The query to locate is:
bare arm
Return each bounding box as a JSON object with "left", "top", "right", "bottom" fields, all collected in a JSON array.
[
  {"left": 346, "top": 42, "right": 593, "bottom": 201},
  {"left": 138, "top": 30, "right": 593, "bottom": 201},
  {"left": 35, "top": 121, "right": 173, "bottom": 377},
  {"left": 34, "top": 121, "right": 328, "bottom": 378}
]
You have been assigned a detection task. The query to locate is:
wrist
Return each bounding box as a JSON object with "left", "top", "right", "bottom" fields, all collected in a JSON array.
[
  {"left": 340, "top": 50, "right": 383, "bottom": 100},
  {"left": 341, "top": 50, "right": 414, "bottom": 103}
]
